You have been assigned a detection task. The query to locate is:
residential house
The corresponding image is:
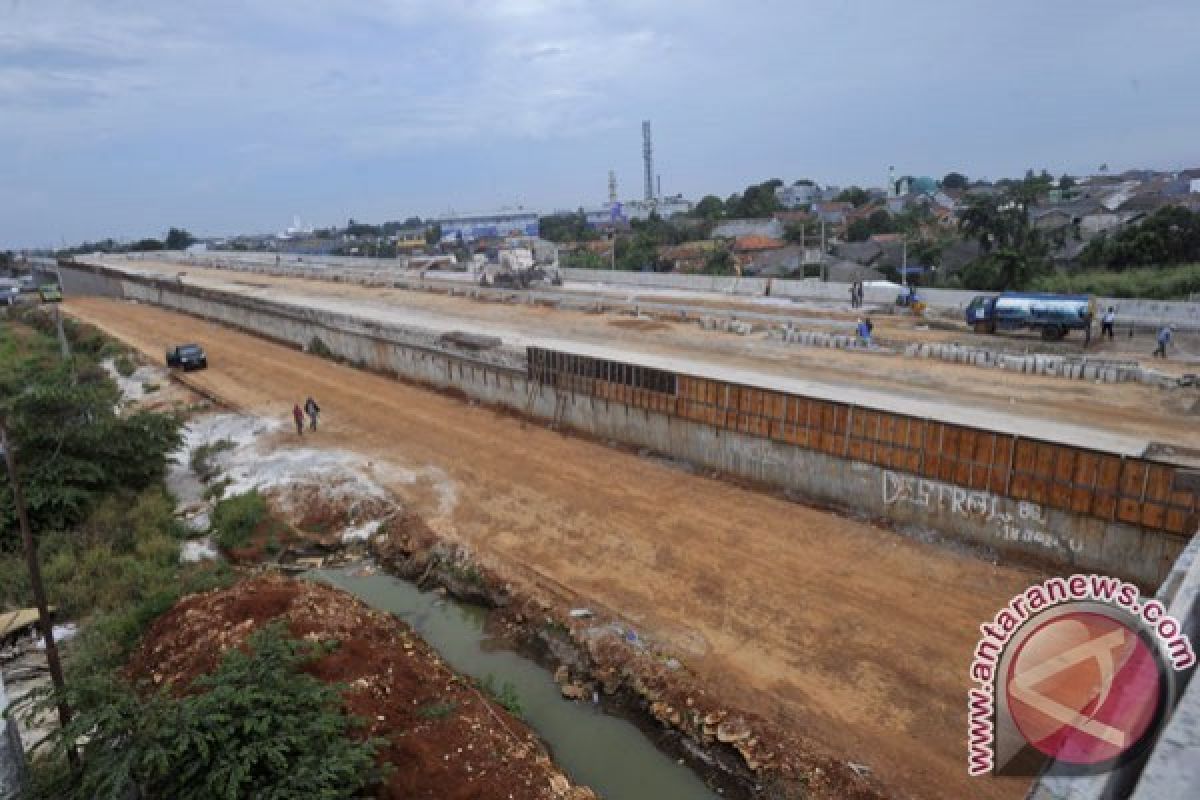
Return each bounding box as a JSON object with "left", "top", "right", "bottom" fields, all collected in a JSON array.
[
  {"left": 657, "top": 241, "right": 717, "bottom": 273},
  {"left": 775, "top": 182, "right": 819, "bottom": 209},
  {"left": 392, "top": 227, "right": 427, "bottom": 250},
  {"left": 743, "top": 245, "right": 810, "bottom": 277},
  {"left": 772, "top": 210, "right": 813, "bottom": 226},
  {"left": 932, "top": 190, "right": 962, "bottom": 211},
  {"left": 811, "top": 202, "right": 851, "bottom": 226},
  {"left": 1030, "top": 199, "right": 1106, "bottom": 233},
  {"left": 833, "top": 240, "right": 883, "bottom": 266},
  {"left": 713, "top": 218, "right": 784, "bottom": 239},
  {"left": 731, "top": 235, "right": 785, "bottom": 273},
  {"left": 826, "top": 260, "right": 886, "bottom": 283}
]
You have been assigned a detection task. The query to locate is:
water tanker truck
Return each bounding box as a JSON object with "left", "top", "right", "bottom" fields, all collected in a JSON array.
[{"left": 965, "top": 292, "right": 1094, "bottom": 341}]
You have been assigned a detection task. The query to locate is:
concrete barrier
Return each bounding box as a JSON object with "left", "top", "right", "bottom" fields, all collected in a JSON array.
[
  {"left": 0, "top": 672, "right": 26, "bottom": 800},
  {"left": 59, "top": 260, "right": 1193, "bottom": 586}
]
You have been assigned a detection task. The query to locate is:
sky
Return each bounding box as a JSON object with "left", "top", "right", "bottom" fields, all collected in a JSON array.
[{"left": 1, "top": 0, "right": 1198, "bottom": 248}]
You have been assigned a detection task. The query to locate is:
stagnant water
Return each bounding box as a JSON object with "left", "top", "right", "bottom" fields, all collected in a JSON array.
[{"left": 313, "top": 567, "right": 722, "bottom": 800}]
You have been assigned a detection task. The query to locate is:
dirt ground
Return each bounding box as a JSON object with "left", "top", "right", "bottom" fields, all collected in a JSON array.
[
  {"left": 153, "top": 265, "right": 1200, "bottom": 447},
  {"left": 130, "top": 576, "right": 585, "bottom": 800},
  {"left": 65, "top": 296, "right": 1050, "bottom": 800}
]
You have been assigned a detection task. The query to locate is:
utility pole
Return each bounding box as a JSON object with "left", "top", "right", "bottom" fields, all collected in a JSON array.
[
  {"left": 820, "top": 219, "right": 826, "bottom": 282},
  {"left": 0, "top": 419, "right": 77, "bottom": 768},
  {"left": 901, "top": 237, "right": 908, "bottom": 290},
  {"left": 53, "top": 307, "right": 70, "bottom": 361}
]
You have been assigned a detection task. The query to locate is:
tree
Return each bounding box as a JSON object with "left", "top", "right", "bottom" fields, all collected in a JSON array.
[
  {"left": 692, "top": 195, "right": 724, "bottom": 221},
  {"left": 164, "top": 228, "right": 195, "bottom": 250},
  {"left": 724, "top": 181, "right": 782, "bottom": 218},
  {"left": 1078, "top": 206, "right": 1200, "bottom": 269},
  {"left": 127, "top": 238, "right": 164, "bottom": 252},
  {"left": 47, "top": 624, "right": 379, "bottom": 800},
  {"left": 538, "top": 211, "right": 599, "bottom": 243},
  {"left": 941, "top": 172, "right": 968, "bottom": 190},
  {"left": 783, "top": 221, "right": 814, "bottom": 245},
  {"left": 0, "top": 322, "right": 181, "bottom": 548},
  {"left": 1059, "top": 174, "right": 1077, "bottom": 190},
  {"left": 835, "top": 187, "right": 870, "bottom": 207},
  {"left": 424, "top": 223, "right": 442, "bottom": 247},
  {"left": 703, "top": 247, "right": 735, "bottom": 276}
]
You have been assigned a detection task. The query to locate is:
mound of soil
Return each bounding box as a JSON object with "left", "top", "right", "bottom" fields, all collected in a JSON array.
[{"left": 129, "top": 576, "right": 591, "bottom": 800}]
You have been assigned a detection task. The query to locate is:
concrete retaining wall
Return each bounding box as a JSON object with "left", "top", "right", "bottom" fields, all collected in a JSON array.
[
  {"left": 59, "top": 261, "right": 1188, "bottom": 586},
  {"left": 559, "top": 268, "right": 1200, "bottom": 328}
]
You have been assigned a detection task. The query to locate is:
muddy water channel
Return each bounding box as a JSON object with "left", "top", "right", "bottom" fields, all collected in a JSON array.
[{"left": 313, "top": 567, "right": 722, "bottom": 800}]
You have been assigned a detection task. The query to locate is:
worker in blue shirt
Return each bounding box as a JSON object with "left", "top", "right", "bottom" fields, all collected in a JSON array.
[{"left": 1154, "top": 326, "right": 1172, "bottom": 359}]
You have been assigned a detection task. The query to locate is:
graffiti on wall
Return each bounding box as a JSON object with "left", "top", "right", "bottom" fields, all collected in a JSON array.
[{"left": 882, "top": 470, "right": 1082, "bottom": 554}]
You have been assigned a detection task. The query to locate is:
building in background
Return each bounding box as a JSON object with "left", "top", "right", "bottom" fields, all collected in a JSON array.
[
  {"left": 436, "top": 210, "right": 539, "bottom": 243},
  {"left": 624, "top": 195, "right": 693, "bottom": 220},
  {"left": 775, "top": 182, "right": 819, "bottom": 209}
]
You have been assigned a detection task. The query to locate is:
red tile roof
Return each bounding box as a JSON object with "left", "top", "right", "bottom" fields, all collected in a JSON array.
[{"left": 733, "top": 235, "right": 785, "bottom": 252}]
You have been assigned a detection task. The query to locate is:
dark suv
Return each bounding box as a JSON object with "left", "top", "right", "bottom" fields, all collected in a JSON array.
[{"left": 166, "top": 344, "right": 208, "bottom": 371}]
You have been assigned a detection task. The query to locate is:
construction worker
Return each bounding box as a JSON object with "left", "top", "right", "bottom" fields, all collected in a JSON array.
[
  {"left": 857, "top": 318, "right": 872, "bottom": 346},
  {"left": 1154, "top": 326, "right": 1172, "bottom": 359},
  {"left": 1101, "top": 307, "right": 1116, "bottom": 339},
  {"left": 292, "top": 403, "right": 305, "bottom": 436},
  {"left": 304, "top": 396, "right": 321, "bottom": 432}
]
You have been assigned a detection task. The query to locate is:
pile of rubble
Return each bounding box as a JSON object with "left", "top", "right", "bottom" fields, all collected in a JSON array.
[{"left": 774, "top": 325, "right": 1182, "bottom": 387}]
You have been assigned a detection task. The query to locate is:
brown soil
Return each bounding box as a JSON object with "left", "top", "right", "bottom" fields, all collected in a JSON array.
[
  {"left": 129, "top": 576, "right": 590, "bottom": 800},
  {"left": 68, "top": 296, "right": 1045, "bottom": 800}
]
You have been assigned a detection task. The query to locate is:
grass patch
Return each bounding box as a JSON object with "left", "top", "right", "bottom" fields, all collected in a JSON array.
[
  {"left": 479, "top": 674, "right": 523, "bottom": 718},
  {"left": 446, "top": 560, "right": 486, "bottom": 588},
  {"left": 1031, "top": 263, "right": 1200, "bottom": 300},
  {"left": 142, "top": 381, "right": 160, "bottom": 393},
  {"left": 0, "top": 487, "right": 233, "bottom": 665},
  {"left": 417, "top": 700, "right": 458, "bottom": 720},
  {"left": 190, "top": 438, "right": 235, "bottom": 482},
  {"left": 211, "top": 490, "right": 268, "bottom": 551}
]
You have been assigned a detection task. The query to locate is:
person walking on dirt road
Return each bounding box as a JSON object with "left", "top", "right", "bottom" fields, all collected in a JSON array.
[
  {"left": 292, "top": 403, "right": 305, "bottom": 436},
  {"left": 1154, "top": 326, "right": 1173, "bottom": 359},
  {"left": 304, "top": 396, "right": 321, "bottom": 432}
]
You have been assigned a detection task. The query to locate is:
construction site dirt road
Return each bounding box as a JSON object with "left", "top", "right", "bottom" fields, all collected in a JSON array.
[{"left": 65, "top": 296, "right": 1044, "bottom": 800}]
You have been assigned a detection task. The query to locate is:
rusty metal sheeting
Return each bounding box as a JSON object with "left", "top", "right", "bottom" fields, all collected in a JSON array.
[{"left": 528, "top": 347, "right": 1199, "bottom": 537}]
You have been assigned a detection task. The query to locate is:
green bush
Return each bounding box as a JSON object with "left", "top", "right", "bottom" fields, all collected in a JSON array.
[
  {"left": 190, "top": 438, "right": 235, "bottom": 482},
  {"left": 479, "top": 674, "right": 523, "bottom": 718},
  {"left": 1031, "top": 263, "right": 1200, "bottom": 299},
  {"left": 113, "top": 354, "right": 136, "bottom": 377},
  {"left": 41, "top": 624, "right": 380, "bottom": 800},
  {"left": 211, "top": 490, "right": 268, "bottom": 550}
]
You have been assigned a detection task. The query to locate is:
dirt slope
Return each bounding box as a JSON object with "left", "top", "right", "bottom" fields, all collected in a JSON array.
[
  {"left": 69, "top": 296, "right": 1041, "bottom": 800},
  {"left": 131, "top": 576, "right": 582, "bottom": 800}
]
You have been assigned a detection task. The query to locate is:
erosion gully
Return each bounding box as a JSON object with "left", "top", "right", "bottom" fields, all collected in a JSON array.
[{"left": 312, "top": 567, "right": 723, "bottom": 800}]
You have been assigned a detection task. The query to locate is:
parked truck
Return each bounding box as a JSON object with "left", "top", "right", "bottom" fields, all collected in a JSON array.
[{"left": 965, "top": 292, "right": 1094, "bottom": 341}]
